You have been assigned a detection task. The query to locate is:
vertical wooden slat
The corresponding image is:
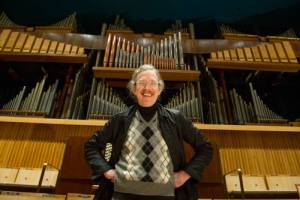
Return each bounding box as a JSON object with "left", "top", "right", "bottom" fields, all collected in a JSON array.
[
  {"left": 48, "top": 41, "right": 58, "bottom": 54},
  {"left": 56, "top": 42, "right": 65, "bottom": 54},
  {"left": 223, "top": 50, "right": 231, "bottom": 60},
  {"left": 3, "top": 32, "right": 19, "bottom": 52},
  {"left": 40, "top": 39, "right": 51, "bottom": 54},
  {"left": 274, "top": 42, "right": 288, "bottom": 63},
  {"left": 22, "top": 35, "right": 36, "bottom": 53},
  {"left": 31, "top": 38, "right": 43, "bottom": 53},
  {"left": 258, "top": 45, "right": 270, "bottom": 62},
  {"left": 70, "top": 45, "right": 78, "bottom": 55},
  {"left": 236, "top": 48, "right": 245, "bottom": 61},
  {"left": 217, "top": 51, "right": 224, "bottom": 60},
  {"left": 13, "top": 33, "right": 28, "bottom": 52},
  {"left": 251, "top": 46, "right": 262, "bottom": 62},
  {"left": 0, "top": 29, "right": 12, "bottom": 51},
  {"left": 266, "top": 44, "right": 279, "bottom": 63},
  {"left": 229, "top": 49, "right": 238, "bottom": 61},
  {"left": 63, "top": 44, "right": 72, "bottom": 55},
  {"left": 282, "top": 41, "right": 298, "bottom": 63},
  {"left": 210, "top": 52, "right": 217, "bottom": 59},
  {"left": 243, "top": 47, "right": 253, "bottom": 61},
  {"left": 78, "top": 47, "right": 85, "bottom": 55}
]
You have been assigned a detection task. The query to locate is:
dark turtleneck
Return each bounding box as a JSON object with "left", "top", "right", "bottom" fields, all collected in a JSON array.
[{"left": 137, "top": 103, "right": 157, "bottom": 122}]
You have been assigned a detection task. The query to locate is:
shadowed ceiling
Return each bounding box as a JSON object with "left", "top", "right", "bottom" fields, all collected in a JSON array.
[{"left": 1, "top": 0, "right": 300, "bottom": 35}]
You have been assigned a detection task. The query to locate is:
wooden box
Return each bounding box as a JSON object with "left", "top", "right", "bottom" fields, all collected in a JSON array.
[
  {"left": 42, "top": 169, "right": 59, "bottom": 187},
  {"left": 243, "top": 175, "right": 268, "bottom": 191},
  {"left": 0, "top": 167, "right": 19, "bottom": 184},
  {"left": 266, "top": 175, "right": 297, "bottom": 191},
  {"left": 225, "top": 174, "right": 240, "bottom": 192},
  {"left": 15, "top": 168, "right": 42, "bottom": 186}
]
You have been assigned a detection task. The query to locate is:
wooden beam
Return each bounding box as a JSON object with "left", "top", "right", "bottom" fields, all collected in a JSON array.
[
  {"left": 92, "top": 67, "right": 200, "bottom": 81},
  {"left": 0, "top": 52, "right": 88, "bottom": 63},
  {"left": 207, "top": 59, "right": 300, "bottom": 72}
]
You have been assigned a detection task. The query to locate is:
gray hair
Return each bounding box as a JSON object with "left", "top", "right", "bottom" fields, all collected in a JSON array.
[{"left": 127, "top": 64, "right": 165, "bottom": 94}]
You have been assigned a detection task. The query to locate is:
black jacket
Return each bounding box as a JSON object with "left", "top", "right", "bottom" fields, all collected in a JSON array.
[{"left": 84, "top": 104, "right": 213, "bottom": 200}]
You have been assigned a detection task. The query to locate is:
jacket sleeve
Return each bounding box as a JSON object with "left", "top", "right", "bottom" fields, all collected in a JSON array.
[
  {"left": 84, "top": 117, "right": 116, "bottom": 182},
  {"left": 176, "top": 112, "right": 213, "bottom": 182}
]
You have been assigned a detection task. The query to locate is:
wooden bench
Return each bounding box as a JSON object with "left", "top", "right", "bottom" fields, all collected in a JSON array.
[
  {"left": 0, "top": 191, "right": 65, "bottom": 200},
  {"left": 66, "top": 193, "right": 94, "bottom": 200},
  {"left": 225, "top": 174, "right": 300, "bottom": 198},
  {"left": 0, "top": 167, "right": 59, "bottom": 192}
]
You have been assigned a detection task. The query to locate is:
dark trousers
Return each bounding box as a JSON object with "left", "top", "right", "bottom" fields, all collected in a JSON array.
[{"left": 112, "top": 192, "right": 175, "bottom": 200}]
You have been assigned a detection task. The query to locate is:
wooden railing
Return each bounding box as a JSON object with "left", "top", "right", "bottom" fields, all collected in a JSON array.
[
  {"left": 207, "top": 41, "right": 300, "bottom": 72},
  {"left": 0, "top": 29, "right": 87, "bottom": 63}
]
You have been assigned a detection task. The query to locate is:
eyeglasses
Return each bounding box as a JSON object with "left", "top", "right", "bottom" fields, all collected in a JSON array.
[{"left": 135, "top": 80, "right": 160, "bottom": 89}]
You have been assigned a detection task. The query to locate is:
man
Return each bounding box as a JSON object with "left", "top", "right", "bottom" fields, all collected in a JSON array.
[{"left": 85, "top": 64, "right": 212, "bottom": 200}]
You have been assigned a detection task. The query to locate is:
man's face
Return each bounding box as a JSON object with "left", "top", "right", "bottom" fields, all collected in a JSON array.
[{"left": 133, "top": 70, "right": 162, "bottom": 107}]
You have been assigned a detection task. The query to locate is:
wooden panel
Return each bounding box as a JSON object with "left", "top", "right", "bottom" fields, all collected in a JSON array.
[
  {"left": 40, "top": 39, "right": 50, "bottom": 54},
  {"left": 251, "top": 46, "right": 262, "bottom": 62},
  {"left": 229, "top": 49, "right": 238, "bottom": 61},
  {"left": 266, "top": 44, "right": 279, "bottom": 63},
  {"left": 217, "top": 51, "right": 224, "bottom": 60},
  {"left": 210, "top": 52, "right": 217, "bottom": 59},
  {"left": 48, "top": 41, "right": 58, "bottom": 54},
  {"left": 3, "top": 32, "right": 19, "bottom": 52},
  {"left": 243, "top": 175, "right": 267, "bottom": 191},
  {"left": 225, "top": 174, "right": 240, "bottom": 192},
  {"left": 22, "top": 35, "right": 35, "bottom": 53},
  {"left": 223, "top": 50, "right": 230, "bottom": 60},
  {"left": 66, "top": 193, "right": 94, "bottom": 200},
  {"left": 258, "top": 45, "right": 270, "bottom": 62},
  {"left": 59, "top": 137, "right": 91, "bottom": 180},
  {"left": 282, "top": 41, "right": 298, "bottom": 63},
  {"left": 63, "top": 44, "right": 72, "bottom": 55},
  {"left": 0, "top": 29, "right": 87, "bottom": 63},
  {"left": 15, "top": 168, "right": 42, "bottom": 186},
  {"left": 0, "top": 167, "right": 18, "bottom": 184},
  {"left": 42, "top": 169, "right": 59, "bottom": 187},
  {"left": 70, "top": 45, "right": 78, "bottom": 55},
  {"left": 206, "top": 59, "right": 300, "bottom": 72},
  {"left": 244, "top": 47, "right": 253, "bottom": 61},
  {"left": 0, "top": 29, "right": 12, "bottom": 50},
  {"left": 289, "top": 176, "right": 300, "bottom": 189},
  {"left": 31, "top": 38, "right": 43, "bottom": 53},
  {"left": 93, "top": 67, "right": 200, "bottom": 81},
  {"left": 56, "top": 42, "right": 65, "bottom": 54},
  {"left": 212, "top": 131, "right": 300, "bottom": 176},
  {"left": 78, "top": 47, "right": 84, "bottom": 55},
  {"left": 266, "top": 176, "right": 297, "bottom": 191},
  {"left": 236, "top": 48, "right": 245, "bottom": 61},
  {"left": 274, "top": 42, "right": 288, "bottom": 63},
  {"left": 0, "top": 192, "right": 65, "bottom": 200},
  {"left": 13, "top": 33, "right": 28, "bottom": 52}
]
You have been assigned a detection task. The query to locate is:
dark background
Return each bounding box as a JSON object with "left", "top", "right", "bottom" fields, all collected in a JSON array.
[{"left": 1, "top": 0, "right": 300, "bottom": 36}]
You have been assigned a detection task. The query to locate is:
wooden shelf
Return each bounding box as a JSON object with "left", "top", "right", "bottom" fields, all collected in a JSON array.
[
  {"left": 92, "top": 67, "right": 200, "bottom": 81},
  {"left": 207, "top": 59, "right": 300, "bottom": 72},
  {"left": 193, "top": 123, "right": 300, "bottom": 133},
  {"left": 0, "top": 116, "right": 105, "bottom": 126},
  {"left": 0, "top": 52, "right": 88, "bottom": 64},
  {"left": 1, "top": 116, "right": 299, "bottom": 133}
]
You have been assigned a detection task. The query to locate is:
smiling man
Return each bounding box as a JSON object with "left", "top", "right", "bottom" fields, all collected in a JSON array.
[{"left": 85, "top": 64, "right": 213, "bottom": 200}]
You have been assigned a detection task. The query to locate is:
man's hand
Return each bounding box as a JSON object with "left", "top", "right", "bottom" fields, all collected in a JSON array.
[
  {"left": 174, "top": 170, "right": 191, "bottom": 188},
  {"left": 104, "top": 169, "right": 116, "bottom": 182}
]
